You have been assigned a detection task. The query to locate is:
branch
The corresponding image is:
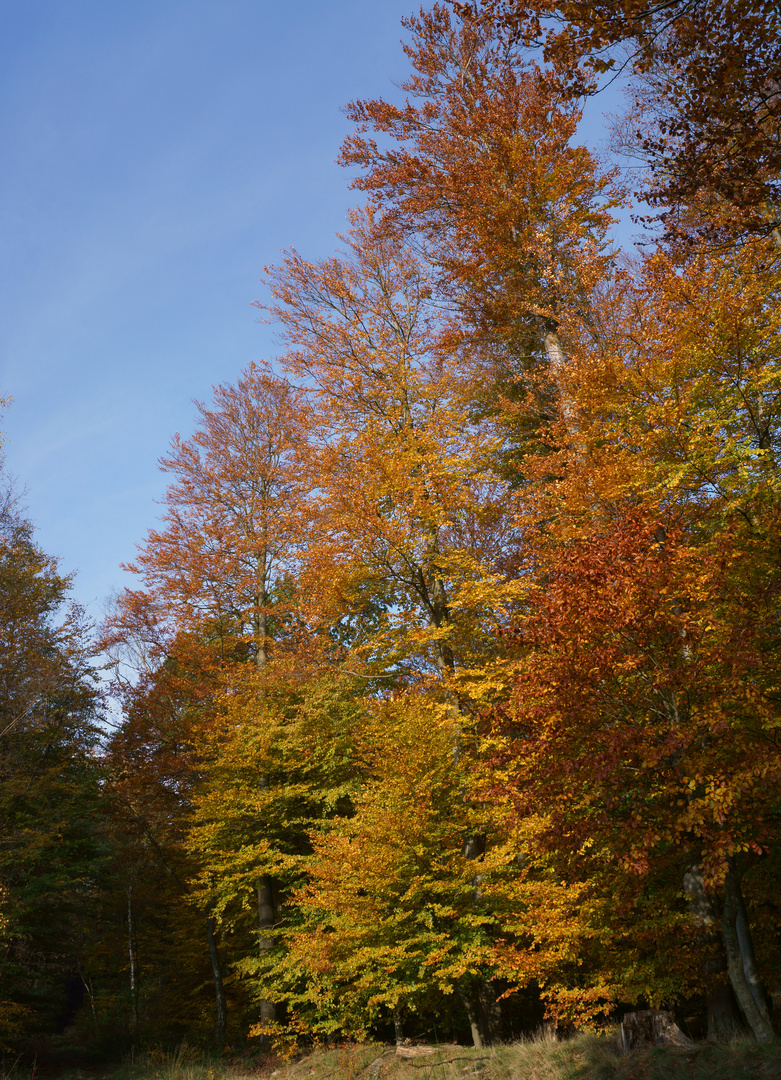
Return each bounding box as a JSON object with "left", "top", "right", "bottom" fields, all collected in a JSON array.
[{"left": 410, "top": 1055, "right": 491, "bottom": 1068}]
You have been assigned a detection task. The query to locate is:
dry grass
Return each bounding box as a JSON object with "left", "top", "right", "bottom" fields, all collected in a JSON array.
[
  {"left": 7, "top": 1031, "right": 780, "bottom": 1080},
  {"left": 246, "top": 1031, "right": 781, "bottom": 1080}
]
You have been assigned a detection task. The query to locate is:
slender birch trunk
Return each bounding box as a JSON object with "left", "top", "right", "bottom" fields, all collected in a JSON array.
[
  {"left": 127, "top": 870, "right": 138, "bottom": 1037},
  {"left": 206, "top": 916, "right": 227, "bottom": 1051}
]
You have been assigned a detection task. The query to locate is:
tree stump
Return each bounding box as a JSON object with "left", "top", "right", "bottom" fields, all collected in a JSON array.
[{"left": 620, "top": 1009, "right": 694, "bottom": 1051}]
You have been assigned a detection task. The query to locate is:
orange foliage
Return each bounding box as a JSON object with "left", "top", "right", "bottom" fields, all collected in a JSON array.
[{"left": 261, "top": 208, "right": 519, "bottom": 679}]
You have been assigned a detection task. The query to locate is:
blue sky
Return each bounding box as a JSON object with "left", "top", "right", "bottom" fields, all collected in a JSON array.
[{"left": 0, "top": 2, "right": 627, "bottom": 622}]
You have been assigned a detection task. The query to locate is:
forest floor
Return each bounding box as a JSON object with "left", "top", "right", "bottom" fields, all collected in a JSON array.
[{"left": 25, "top": 1032, "right": 781, "bottom": 1080}]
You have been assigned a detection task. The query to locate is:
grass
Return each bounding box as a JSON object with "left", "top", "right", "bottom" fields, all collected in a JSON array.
[{"left": 4, "top": 1031, "right": 781, "bottom": 1080}]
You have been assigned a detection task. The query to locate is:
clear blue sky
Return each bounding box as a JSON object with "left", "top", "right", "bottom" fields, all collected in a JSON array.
[{"left": 0, "top": 1, "right": 625, "bottom": 621}]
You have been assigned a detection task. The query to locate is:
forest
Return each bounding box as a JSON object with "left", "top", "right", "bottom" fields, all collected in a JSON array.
[{"left": 2, "top": 0, "right": 781, "bottom": 1066}]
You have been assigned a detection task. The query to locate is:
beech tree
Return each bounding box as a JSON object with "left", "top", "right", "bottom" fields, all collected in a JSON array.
[
  {"left": 104, "top": 641, "right": 236, "bottom": 1049},
  {"left": 486, "top": 510, "right": 781, "bottom": 1039},
  {"left": 461, "top": 0, "right": 781, "bottom": 242},
  {"left": 478, "top": 215, "right": 781, "bottom": 1037},
  {"left": 339, "top": 3, "right": 619, "bottom": 439},
  {"left": 185, "top": 665, "right": 365, "bottom": 1046},
  {"left": 257, "top": 694, "right": 515, "bottom": 1047},
  {"left": 263, "top": 208, "right": 518, "bottom": 681},
  {"left": 109, "top": 362, "right": 311, "bottom": 673},
  {"left": 103, "top": 364, "right": 316, "bottom": 1043}
]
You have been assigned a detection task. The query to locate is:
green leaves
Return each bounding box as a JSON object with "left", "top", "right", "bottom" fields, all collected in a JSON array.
[{"left": 0, "top": 496, "right": 107, "bottom": 1046}]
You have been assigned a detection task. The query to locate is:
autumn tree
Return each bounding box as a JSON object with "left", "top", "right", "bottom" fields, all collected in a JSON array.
[
  {"left": 459, "top": 0, "right": 781, "bottom": 243},
  {"left": 107, "top": 362, "right": 311, "bottom": 676},
  {"left": 477, "top": 217, "right": 781, "bottom": 1038},
  {"left": 339, "top": 3, "right": 619, "bottom": 440},
  {"left": 185, "top": 664, "right": 366, "bottom": 1047},
  {"left": 102, "top": 364, "right": 318, "bottom": 1041},
  {"left": 484, "top": 509, "right": 781, "bottom": 1040},
  {"left": 0, "top": 485, "right": 107, "bottom": 1048},
  {"left": 256, "top": 693, "right": 521, "bottom": 1047},
  {"left": 263, "top": 208, "right": 518, "bottom": 682},
  {"left": 101, "top": 639, "right": 241, "bottom": 1050}
]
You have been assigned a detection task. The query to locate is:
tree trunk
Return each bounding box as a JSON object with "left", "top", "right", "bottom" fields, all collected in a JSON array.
[
  {"left": 256, "top": 874, "right": 277, "bottom": 1043},
  {"left": 478, "top": 981, "right": 503, "bottom": 1044},
  {"left": 255, "top": 602, "right": 268, "bottom": 669},
  {"left": 543, "top": 321, "right": 579, "bottom": 436},
  {"left": 463, "top": 833, "right": 486, "bottom": 862},
  {"left": 707, "top": 984, "right": 741, "bottom": 1040},
  {"left": 254, "top": 544, "right": 269, "bottom": 670},
  {"left": 683, "top": 865, "right": 742, "bottom": 1038},
  {"left": 459, "top": 991, "right": 484, "bottom": 1049},
  {"left": 127, "top": 870, "right": 138, "bottom": 1037},
  {"left": 732, "top": 866, "right": 772, "bottom": 1021},
  {"left": 393, "top": 1007, "right": 405, "bottom": 1046},
  {"left": 722, "top": 863, "right": 774, "bottom": 1043},
  {"left": 80, "top": 972, "right": 98, "bottom": 1033},
  {"left": 206, "top": 915, "right": 227, "bottom": 1051}
]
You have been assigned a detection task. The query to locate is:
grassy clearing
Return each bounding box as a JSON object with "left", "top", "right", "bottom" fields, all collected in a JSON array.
[
  {"left": 4, "top": 1032, "right": 781, "bottom": 1080},
  {"left": 273, "top": 1034, "right": 781, "bottom": 1080}
]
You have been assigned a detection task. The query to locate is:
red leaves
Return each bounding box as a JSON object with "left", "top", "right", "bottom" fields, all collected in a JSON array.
[{"left": 489, "top": 505, "right": 781, "bottom": 887}]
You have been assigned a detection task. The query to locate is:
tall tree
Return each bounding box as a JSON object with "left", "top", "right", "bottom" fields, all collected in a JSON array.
[
  {"left": 479, "top": 227, "right": 781, "bottom": 1039},
  {"left": 486, "top": 509, "right": 781, "bottom": 1040},
  {"left": 103, "top": 365, "right": 315, "bottom": 1043},
  {"left": 108, "top": 362, "right": 311, "bottom": 672},
  {"left": 339, "top": 4, "right": 618, "bottom": 427},
  {"left": 459, "top": 0, "right": 781, "bottom": 242},
  {"left": 257, "top": 693, "right": 514, "bottom": 1047},
  {"left": 186, "top": 663, "right": 365, "bottom": 1047},
  {"left": 105, "top": 639, "right": 235, "bottom": 1050},
  {"left": 0, "top": 486, "right": 107, "bottom": 1047},
  {"left": 263, "top": 208, "right": 518, "bottom": 682}
]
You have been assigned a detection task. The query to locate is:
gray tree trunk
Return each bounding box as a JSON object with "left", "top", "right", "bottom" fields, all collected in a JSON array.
[
  {"left": 459, "top": 991, "right": 484, "bottom": 1049},
  {"left": 393, "top": 1007, "right": 405, "bottom": 1046},
  {"left": 542, "top": 321, "right": 579, "bottom": 437},
  {"left": 683, "top": 865, "right": 741, "bottom": 1038},
  {"left": 722, "top": 864, "right": 774, "bottom": 1043},
  {"left": 478, "top": 981, "right": 503, "bottom": 1044},
  {"left": 127, "top": 870, "right": 138, "bottom": 1037},
  {"left": 732, "top": 867, "right": 772, "bottom": 1021},
  {"left": 254, "top": 543, "right": 269, "bottom": 670},
  {"left": 256, "top": 874, "right": 277, "bottom": 1043}
]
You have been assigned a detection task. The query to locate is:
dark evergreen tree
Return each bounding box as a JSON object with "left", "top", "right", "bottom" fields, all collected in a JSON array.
[{"left": 0, "top": 485, "right": 108, "bottom": 1050}]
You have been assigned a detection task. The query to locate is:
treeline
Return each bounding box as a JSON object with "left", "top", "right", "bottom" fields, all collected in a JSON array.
[{"left": 3, "top": 0, "right": 781, "bottom": 1060}]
